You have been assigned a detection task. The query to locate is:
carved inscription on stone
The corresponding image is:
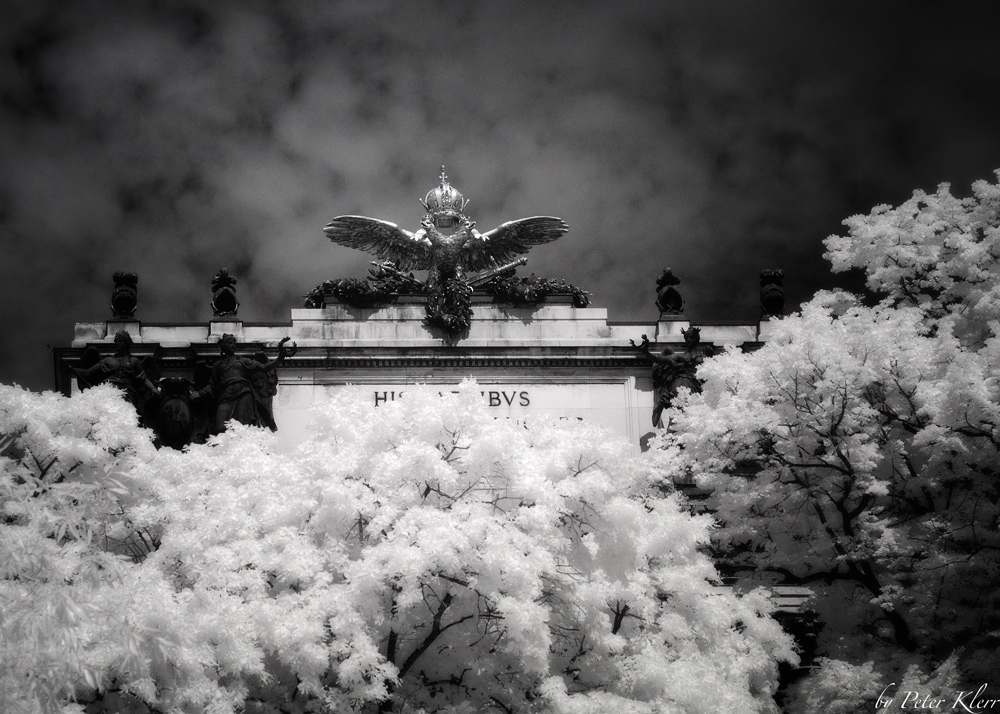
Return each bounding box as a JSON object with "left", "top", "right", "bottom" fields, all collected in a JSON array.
[{"left": 374, "top": 389, "right": 530, "bottom": 408}]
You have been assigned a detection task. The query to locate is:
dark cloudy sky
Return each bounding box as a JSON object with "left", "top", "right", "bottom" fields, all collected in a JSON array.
[{"left": 2, "top": 0, "right": 999, "bottom": 391}]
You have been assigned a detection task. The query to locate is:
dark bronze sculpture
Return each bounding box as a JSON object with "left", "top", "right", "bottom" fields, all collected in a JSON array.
[
  {"left": 211, "top": 268, "right": 240, "bottom": 317},
  {"left": 760, "top": 269, "right": 785, "bottom": 318},
  {"left": 195, "top": 334, "right": 296, "bottom": 434},
  {"left": 304, "top": 261, "right": 424, "bottom": 309},
  {"left": 304, "top": 258, "right": 590, "bottom": 315},
  {"left": 681, "top": 325, "right": 701, "bottom": 348},
  {"left": 655, "top": 269, "right": 684, "bottom": 317},
  {"left": 111, "top": 272, "right": 138, "bottom": 318},
  {"left": 483, "top": 272, "right": 590, "bottom": 308},
  {"left": 149, "top": 377, "right": 203, "bottom": 450},
  {"left": 72, "top": 330, "right": 161, "bottom": 408},
  {"left": 630, "top": 333, "right": 703, "bottom": 428},
  {"left": 59, "top": 330, "right": 198, "bottom": 447},
  {"left": 322, "top": 167, "right": 570, "bottom": 336}
]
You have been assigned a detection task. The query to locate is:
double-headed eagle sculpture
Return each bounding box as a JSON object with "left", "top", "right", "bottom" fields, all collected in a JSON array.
[{"left": 323, "top": 167, "right": 569, "bottom": 335}]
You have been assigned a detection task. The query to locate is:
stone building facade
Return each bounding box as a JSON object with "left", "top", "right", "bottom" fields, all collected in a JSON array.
[{"left": 55, "top": 295, "right": 775, "bottom": 454}]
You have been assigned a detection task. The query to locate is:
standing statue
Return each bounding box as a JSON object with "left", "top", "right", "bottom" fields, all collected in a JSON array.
[
  {"left": 630, "top": 334, "right": 703, "bottom": 428},
  {"left": 72, "top": 330, "right": 161, "bottom": 408},
  {"left": 323, "top": 167, "right": 568, "bottom": 335},
  {"left": 195, "top": 334, "right": 296, "bottom": 434}
]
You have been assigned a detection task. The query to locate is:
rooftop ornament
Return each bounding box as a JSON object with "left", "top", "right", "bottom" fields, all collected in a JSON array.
[
  {"left": 314, "top": 167, "right": 586, "bottom": 337},
  {"left": 111, "top": 272, "right": 139, "bottom": 318},
  {"left": 655, "top": 268, "right": 684, "bottom": 317},
  {"left": 760, "top": 268, "right": 785, "bottom": 319},
  {"left": 211, "top": 268, "right": 239, "bottom": 317}
]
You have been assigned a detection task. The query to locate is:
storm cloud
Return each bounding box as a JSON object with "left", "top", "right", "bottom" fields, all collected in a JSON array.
[{"left": 2, "top": 0, "right": 999, "bottom": 390}]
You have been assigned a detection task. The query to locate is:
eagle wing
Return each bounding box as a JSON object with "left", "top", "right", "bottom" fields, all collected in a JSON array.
[
  {"left": 461, "top": 216, "right": 569, "bottom": 273},
  {"left": 324, "top": 216, "right": 433, "bottom": 272}
]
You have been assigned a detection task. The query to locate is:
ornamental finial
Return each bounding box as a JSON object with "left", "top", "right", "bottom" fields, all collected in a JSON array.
[{"left": 439, "top": 165, "right": 448, "bottom": 186}]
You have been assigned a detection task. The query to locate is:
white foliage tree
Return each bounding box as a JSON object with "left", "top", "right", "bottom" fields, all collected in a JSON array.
[
  {"left": 0, "top": 384, "right": 157, "bottom": 714},
  {"left": 2, "top": 380, "right": 795, "bottom": 714},
  {"left": 825, "top": 171, "right": 1000, "bottom": 339},
  {"left": 653, "top": 172, "right": 1000, "bottom": 706}
]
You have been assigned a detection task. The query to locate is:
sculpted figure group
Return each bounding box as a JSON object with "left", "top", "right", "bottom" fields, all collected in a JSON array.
[
  {"left": 196, "top": 334, "right": 295, "bottom": 435},
  {"left": 72, "top": 330, "right": 296, "bottom": 448}
]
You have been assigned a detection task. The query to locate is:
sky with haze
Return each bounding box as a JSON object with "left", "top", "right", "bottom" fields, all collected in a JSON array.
[{"left": 2, "top": 0, "right": 999, "bottom": 391}]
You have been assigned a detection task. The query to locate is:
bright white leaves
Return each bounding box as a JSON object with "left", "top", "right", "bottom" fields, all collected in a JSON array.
[
  {"left": 2, "top": 380, "right": 794, "bottom": 714},
  {"left": 666, "top": 293, "right": 998, "bottom": 678},
  {"left": 657, "top": 172, "right": 1000, "bottom": 700},
  {"left": 825, "top": 170, "right": 1000, "bottom": 337},
  {"left": 0, "top": 384, "right": 155, "bottom": 714},
  {"left": 289, "top": 382, "right": 793, "bottom": 713}
]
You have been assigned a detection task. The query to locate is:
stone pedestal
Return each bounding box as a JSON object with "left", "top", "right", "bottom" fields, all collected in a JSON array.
[
  {"left": 210, "top": 320, "right": 244, "bottom": 340},
  {"left": 654, "top": 317, "right": 691, "bottom": 341}
]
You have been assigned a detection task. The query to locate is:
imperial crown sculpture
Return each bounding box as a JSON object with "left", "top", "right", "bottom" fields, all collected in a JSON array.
[{"left": 419, "top": 167, "right": 470, "bottom": 217}]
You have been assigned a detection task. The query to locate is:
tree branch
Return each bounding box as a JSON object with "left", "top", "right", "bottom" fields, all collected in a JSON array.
[{"left": 398, "top": 593, "right": 473, "bottom": 679}]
